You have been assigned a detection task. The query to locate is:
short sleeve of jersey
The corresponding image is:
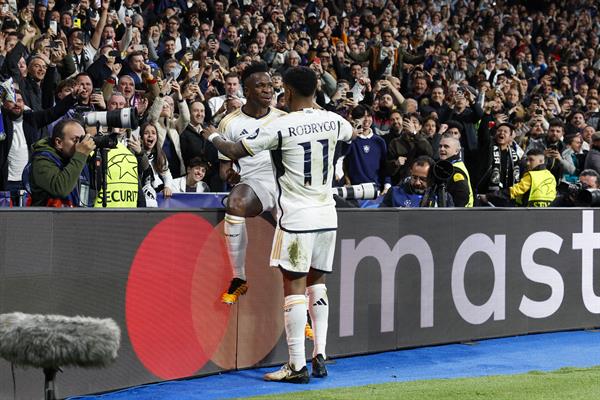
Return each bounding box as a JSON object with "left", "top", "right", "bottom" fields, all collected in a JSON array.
[
  {"left": 217, "top": 117, "right": 234, "bottom": 161},
  {"left": 338, "top": 118, "right": 354, "bottom": 143},
  {"left": 241, "top": 126, "right": 279, "bottom": 156}
]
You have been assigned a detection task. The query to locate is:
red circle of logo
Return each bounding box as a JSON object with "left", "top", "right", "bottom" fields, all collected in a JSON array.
[{"left": 125, "top": 214, "right": 232, "bottom": 379}]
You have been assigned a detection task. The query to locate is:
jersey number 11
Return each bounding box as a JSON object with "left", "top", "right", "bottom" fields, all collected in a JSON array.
[{"left": 298, "top": 139, "right": 330, "bottom": 187}]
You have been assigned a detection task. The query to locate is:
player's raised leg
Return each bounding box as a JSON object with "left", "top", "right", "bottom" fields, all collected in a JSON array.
[{"left": 221, "top": 184, "right": 262, "bottom": 304}]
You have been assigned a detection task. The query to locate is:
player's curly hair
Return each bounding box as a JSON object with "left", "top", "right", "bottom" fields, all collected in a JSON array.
[{"left": 241, "top": 61, "right": 270, "bottom": 85}]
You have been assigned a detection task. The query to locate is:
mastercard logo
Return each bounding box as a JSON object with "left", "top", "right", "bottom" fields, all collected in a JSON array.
[{"left": 125, "top": 214, "right": 284, "bottom": 379}]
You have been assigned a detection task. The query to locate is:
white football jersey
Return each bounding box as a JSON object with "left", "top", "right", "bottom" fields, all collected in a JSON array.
[
  {"left": 242, "top": 108, "right": 353, "bottom": 232},
  {"left": 218, "top": 107, "right": 287, "bottom": 184}
]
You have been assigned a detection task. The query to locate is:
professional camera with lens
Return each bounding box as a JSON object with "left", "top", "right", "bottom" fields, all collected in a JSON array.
[
  {"left": 431, "top": 160, "right": 454, "bottom": 183},
  {"left": 557, "top": 181, "right": 600, "bottom": 206},
  {"left": 77, "top": 132, "right": 119, "bottom": 149},
  {"left": 332, "top": 183, "right": 379, "bottom": 200},
  {"left": 82, "top": 108, "right": 139, "bottom": 130},
  {"left": 74, "top": 108, "right": 139, "bottom": 149},
  {"left": 92, "top": 132, "right": 119, "bottom": 149},
  {"left": 72, "top": 105, "right": 92, "bottom": 122}
]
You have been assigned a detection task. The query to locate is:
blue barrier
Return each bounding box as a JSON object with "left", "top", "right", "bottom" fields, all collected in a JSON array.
[{"left": 156, "top": 192, "right": 227, "bottom": 209}]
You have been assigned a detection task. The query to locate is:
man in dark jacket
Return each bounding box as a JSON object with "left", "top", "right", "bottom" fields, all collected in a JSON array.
[
  {"left": 0, "top": 88, "right": 78, "bottom": 195},
  {"left": 348, "top": 29, "right": 427, "bottom": 81},
  {"left": 179, "top": 100, "right": 223, "bottom": 191},
  {"left": 387, "top": 113, "right": 433, "bottom": 185},
  {"left": 584, "top": 133, "right": 600, "bottom": 174},
  {"left": 29, "top": 119, "right": 96, "bottom": 207}
]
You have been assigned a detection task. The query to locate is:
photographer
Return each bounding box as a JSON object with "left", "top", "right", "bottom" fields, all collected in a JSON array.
[
  {"left": 551, "top": 170, "right": 600, "bottom": 207},
  {"left": 379, "top": 156, "right": 453, "bottom": 208},
  {"left": 29, "top": 119, "right": 95, "bottom": 207}
]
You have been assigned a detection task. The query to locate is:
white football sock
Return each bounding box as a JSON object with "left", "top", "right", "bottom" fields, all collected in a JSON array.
[
  {"left": 284, "top": 294, "right": 307, "bottom": 370},
  {"left": 307, "top": 284, "right": 329, "bottom": 359},
  {"left": 224, "top": 214, "right": 247, "bottom": 281}
]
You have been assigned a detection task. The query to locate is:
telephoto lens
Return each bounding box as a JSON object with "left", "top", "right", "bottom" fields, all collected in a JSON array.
[{"left": 332, "top": 183, "right": 378, "bottom": 200}]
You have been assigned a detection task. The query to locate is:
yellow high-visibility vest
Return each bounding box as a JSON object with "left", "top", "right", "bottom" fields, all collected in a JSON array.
[
  {"left": 452, "top": 161, "right": 474, "bottom": 207},
  {"left": 94, "top": 143, "right": 139, "bottom": 208}
]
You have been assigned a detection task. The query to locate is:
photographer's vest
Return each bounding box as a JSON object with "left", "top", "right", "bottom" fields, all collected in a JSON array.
[
  {"left": 526, "top": 169, "right": 556, "bottom": 207},
  {"left": 94, "top": 143, "right": 138, "bottom": 208},
  {"left": 22, "top": 150, "right": 90, "bottom": 207},
  {"left": 452, "top": 161, "right": 474, "bottom": 207}
]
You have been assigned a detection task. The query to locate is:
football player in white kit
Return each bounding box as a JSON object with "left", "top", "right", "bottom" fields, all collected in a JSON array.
[
  {"left": 217, "top": 62, "right": 286, "bottom": 304},
  {"left": 203, "top": 66, "right": 354, "bottom": 383}
]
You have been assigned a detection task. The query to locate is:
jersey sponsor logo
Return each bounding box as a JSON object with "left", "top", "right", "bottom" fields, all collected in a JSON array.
[{"left": 288, "top": 120, "right": 337, "bottom": 136}]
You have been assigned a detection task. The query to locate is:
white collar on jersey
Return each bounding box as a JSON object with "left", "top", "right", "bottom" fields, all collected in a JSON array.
[{"left": 358, "top": 129, "right": 374, "bottom": 139}]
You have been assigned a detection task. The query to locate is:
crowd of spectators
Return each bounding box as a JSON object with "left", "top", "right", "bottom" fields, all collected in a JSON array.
[{"left": 0, "top": 0, "right": 599, "bottom": 207}]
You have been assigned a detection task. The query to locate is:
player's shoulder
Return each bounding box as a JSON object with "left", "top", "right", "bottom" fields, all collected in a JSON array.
[
  {"left": 260, "top": 107, "right": 287, "bottom": 125},
  {"left": 270, "top": 107, "right": 288, "bottom": 117},
  {"left": 218, "top": 109, "right": 244, "bottom": 131}
]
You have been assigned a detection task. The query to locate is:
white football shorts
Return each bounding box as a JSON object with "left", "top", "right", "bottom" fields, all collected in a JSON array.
[
  {"left": 239, "top": 177, "right": 276, "bottom": 213},
  {"left": 269, "top": 227, "right": 337, "bottom": 274}
]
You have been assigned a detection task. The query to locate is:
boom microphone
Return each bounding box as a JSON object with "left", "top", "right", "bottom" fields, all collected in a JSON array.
[
  {"left": 0, "top": 312, "right": 121, "bottom": 369},
  {"left": 0, "top": 312, "right": 121, "bottom": 400}
]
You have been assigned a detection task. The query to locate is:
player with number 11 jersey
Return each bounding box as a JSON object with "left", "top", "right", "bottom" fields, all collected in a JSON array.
[{"left": 242, "top": 109, "right": 353, "bottom": 232}]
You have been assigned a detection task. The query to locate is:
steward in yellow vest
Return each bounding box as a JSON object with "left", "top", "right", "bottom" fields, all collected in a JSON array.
[
  {"left": 509, "top": 149, "right": 556, "bottom": 207},
  {"left": 438, "top": 136, "right": 473, "bottom": 207}
]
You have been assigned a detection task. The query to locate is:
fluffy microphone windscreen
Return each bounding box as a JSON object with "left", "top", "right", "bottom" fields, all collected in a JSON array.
[{"left": 0, "top": 312, "right": 121, "bottom": 369}]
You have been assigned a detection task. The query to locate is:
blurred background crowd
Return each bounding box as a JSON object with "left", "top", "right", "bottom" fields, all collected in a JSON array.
[{"left": 0, "top": 0, "right": 599, "bottom": 207}]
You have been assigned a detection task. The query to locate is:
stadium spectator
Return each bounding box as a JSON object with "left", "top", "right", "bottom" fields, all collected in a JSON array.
[
  {"left": 561, "top": 134, "right": 587, "bottom": 183},
  {"left": 179, "top": 100, "right": 222, "bottom": 191},
  {"left": 168, "top": 157, "right": 210, "bottom": 193},
  {"left": 147, "top": 79, "right": 189, "bottom": 178},
  {"left": 478, "top": 122, "right": 524, "bottom": 196},
  {"left": 0, "top": 89, "right": 78, "bottom": 199},
  {"left": 344, "top": 104, "right": 390, "bottom": 191},
  {"left": 386, "top": 112, "right": 433, "bottom": 185},
  {"left": 584, "top": 133, "right": 600, "bottom": 174},
  {"left": 0, "top": 0, "right": 600, "bottom": 209},
  {"left": 139, "top": 122, "right": 173, "bottom": 205}
]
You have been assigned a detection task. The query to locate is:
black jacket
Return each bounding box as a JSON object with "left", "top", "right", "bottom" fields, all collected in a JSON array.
[
  {"left": 0, "top": 95, "right": 76, "bottom": 189},
  {"left": 179, "top": 124, "right": 224, "bottom": 191}
]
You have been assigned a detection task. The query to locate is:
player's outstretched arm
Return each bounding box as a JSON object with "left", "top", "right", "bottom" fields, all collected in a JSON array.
[{"left": 202, "top": 126, "right": 250, "bottom": 161}]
